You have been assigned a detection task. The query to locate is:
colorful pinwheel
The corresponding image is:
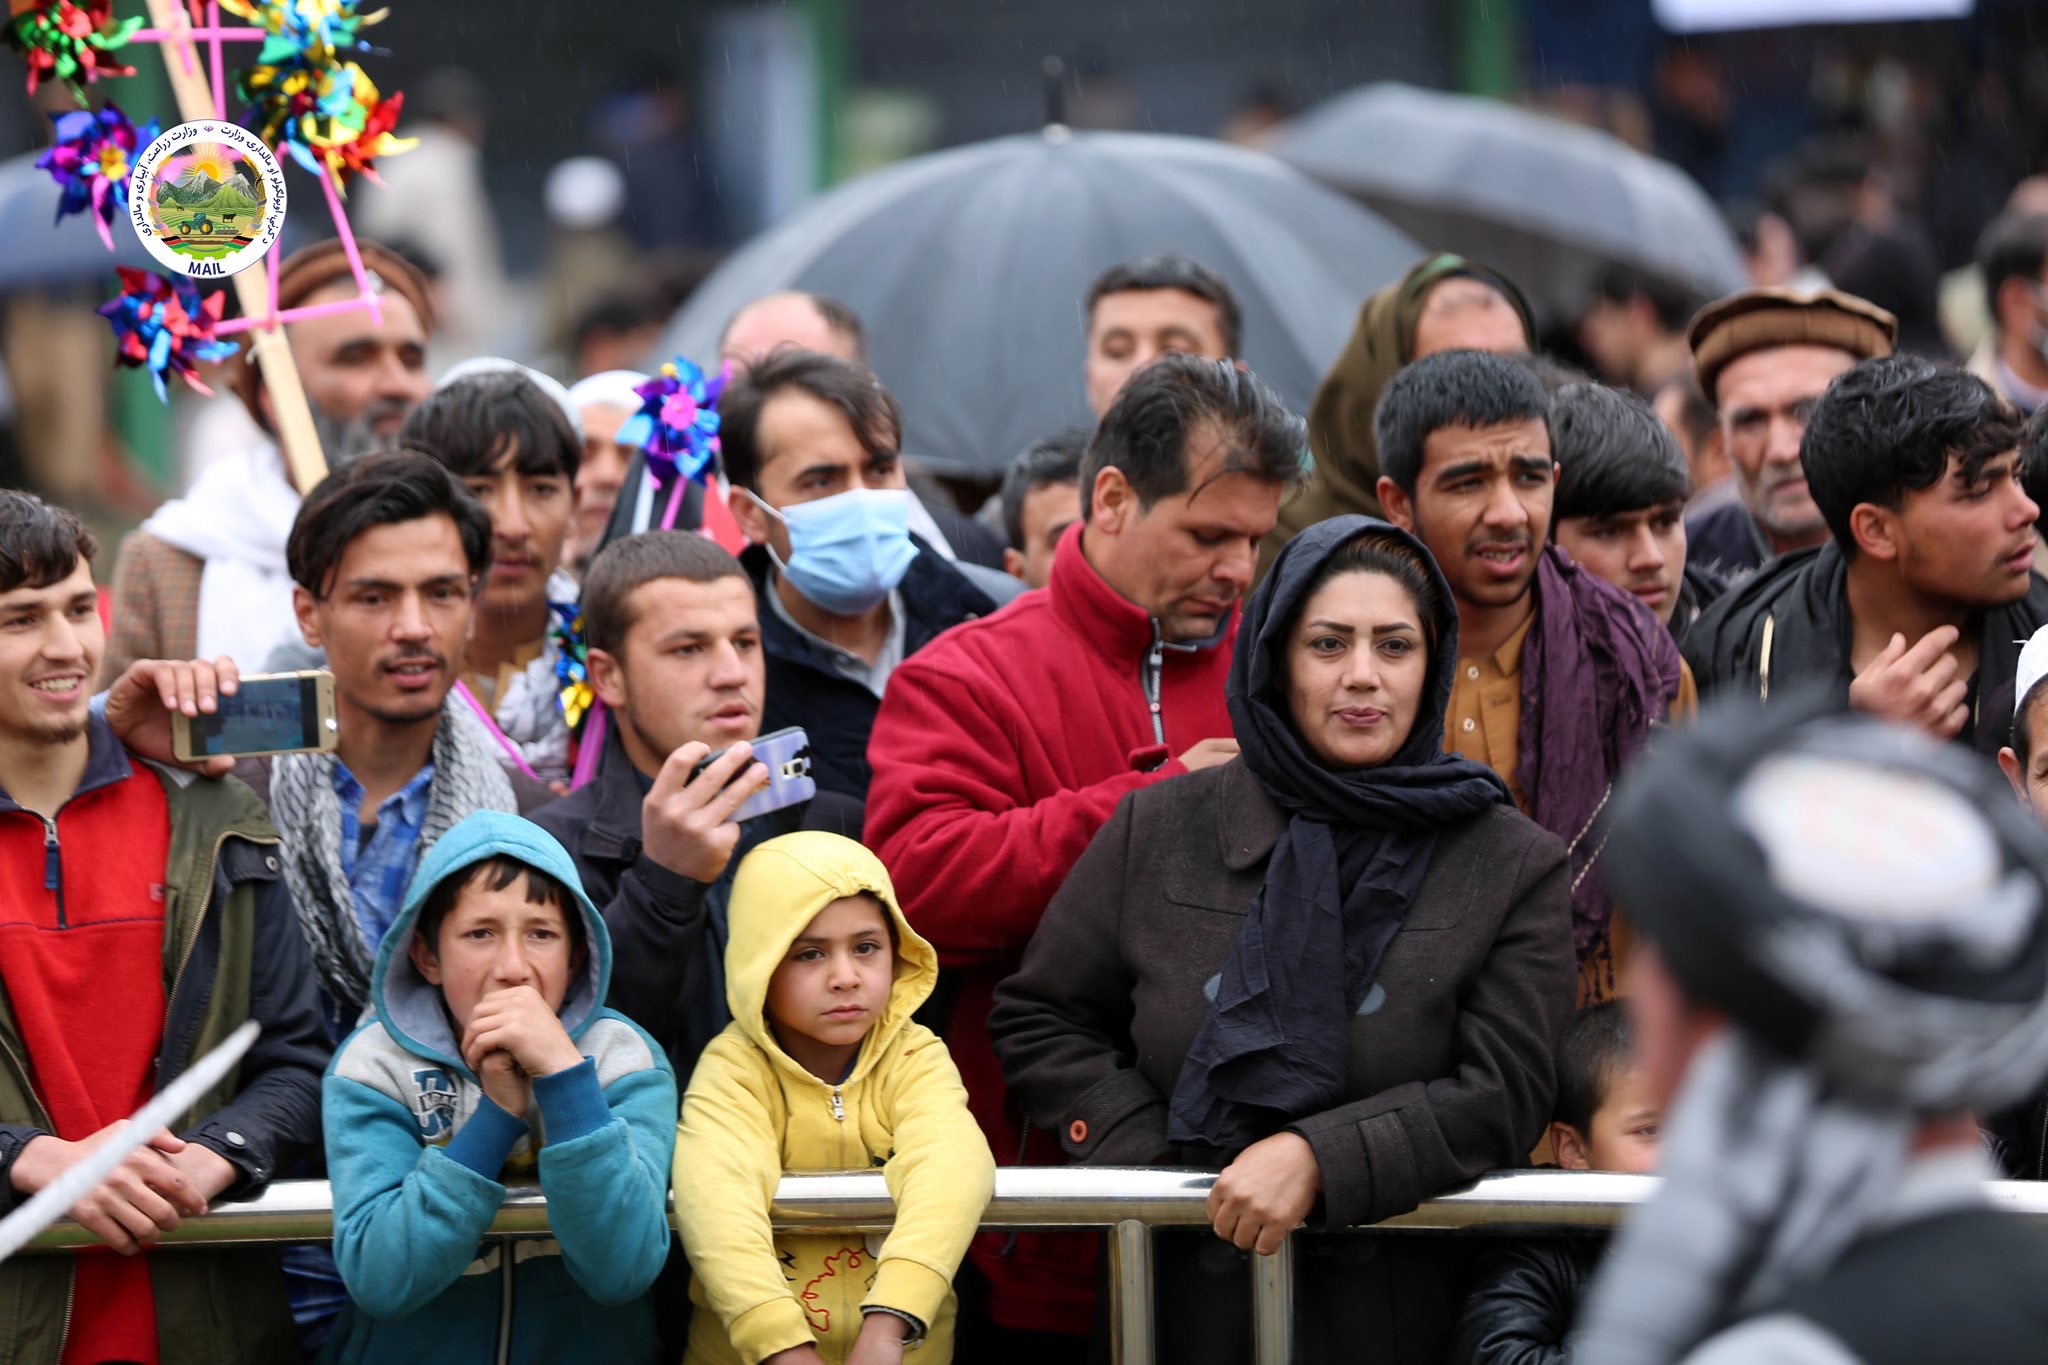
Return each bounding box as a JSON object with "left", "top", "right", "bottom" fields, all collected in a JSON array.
[
  {"left": 3, "top": 0, "right": 140, "bottom": 96},
  {"left": 549, "top": 601, "right": 594, "bottom": 733},
  {"left": 217, "top": 0, "right": 386, "bottom": 66},
  {"left": 36, "top": 102, "right": 157, "bottom": 252},
  {"left": 619, "top": 358, "right": 731, "bottom": 490},
  {"left": 97, "top": 268, "right": 239, "bottom": 401}
]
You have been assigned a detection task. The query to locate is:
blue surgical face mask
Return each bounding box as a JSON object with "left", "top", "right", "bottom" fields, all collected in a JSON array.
[{"left": 746, "top": 487, "right": 919, "bottom": 616}]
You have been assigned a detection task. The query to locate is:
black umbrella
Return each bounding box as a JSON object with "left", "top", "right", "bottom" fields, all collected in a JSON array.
[
  {"left": 1274, "top": 83, "right": 1747, "bottom": 327},
  {"left": 655, "top": 128, "right": 1422, "bottom": 479},
  {"left": 0, "top": 151, "right": 158, "bottom": 289}
]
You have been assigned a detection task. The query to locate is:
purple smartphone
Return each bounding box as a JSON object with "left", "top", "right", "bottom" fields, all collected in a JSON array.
[{"left": 689, "top": 726, "right": 817, "bottom": 821}]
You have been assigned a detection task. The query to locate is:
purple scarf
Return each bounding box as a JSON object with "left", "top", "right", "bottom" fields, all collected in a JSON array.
[{"left": 1517, "top": 546, "right": 1680, "bottom": 965}]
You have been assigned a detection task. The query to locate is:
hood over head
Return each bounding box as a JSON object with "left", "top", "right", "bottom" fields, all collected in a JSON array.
[
  {"left": 725, "top": 831, "right": 938, "bottom": 1083},
  {"left": 1304, "top": 254, "right": 1536, "bottom": 517},
  {"left": 372, "top": 809, "right": 611, "bottom": 1067}
]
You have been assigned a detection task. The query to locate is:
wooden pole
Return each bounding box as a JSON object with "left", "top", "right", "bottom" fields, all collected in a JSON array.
[{"left": 141, "top": 0, "right": 327, "bottom": 491}]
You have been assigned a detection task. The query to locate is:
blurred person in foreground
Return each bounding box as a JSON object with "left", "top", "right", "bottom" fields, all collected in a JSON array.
[
  {"left": 1685, "top": 356, "right": 2048, "bottom": 758},
  {"left": 1263, "top": 254, "right": 1534, "bottom": 570},
  {"left": 1572, "top": 698, "right": 2048, "bottom": 1364},
  {"left": 105, "top": 239, "right": 435, "bottom": 683}
]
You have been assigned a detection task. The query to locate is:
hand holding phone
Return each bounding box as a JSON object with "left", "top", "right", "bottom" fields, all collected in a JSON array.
[
  {"left": 170, "top": 671, "right": 339, "bottom": 762},
  {"left": 688, "top": 728, "right": 816, "bottom": 824},
  {"left": 642, "top": 740, "right": 769, "bottom": 884}
]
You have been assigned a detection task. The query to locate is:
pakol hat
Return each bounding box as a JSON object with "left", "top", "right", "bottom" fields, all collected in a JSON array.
[{"left": 1688, "top": 286, "right": 1897, "bottom": 402}]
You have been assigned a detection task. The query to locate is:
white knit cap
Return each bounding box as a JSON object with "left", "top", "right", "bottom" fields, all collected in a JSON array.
[{"left": 2016, "top": 623, "right": 2048, "bottom": 720}]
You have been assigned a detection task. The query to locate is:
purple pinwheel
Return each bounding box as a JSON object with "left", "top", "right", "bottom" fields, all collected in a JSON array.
[
  {"left": 37, "top": 102, "right": 159, "bottom": 253},
  {"left": 97, "top": 268, "right": 240, "bottom": 402},
  {"left": 618, "top": 356, "right": 730, "bottom": 528}
]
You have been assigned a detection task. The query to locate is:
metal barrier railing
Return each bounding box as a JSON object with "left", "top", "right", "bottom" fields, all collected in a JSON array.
[{"left": 22, "top": 1168, "right": 2048, "bottom": 1363}]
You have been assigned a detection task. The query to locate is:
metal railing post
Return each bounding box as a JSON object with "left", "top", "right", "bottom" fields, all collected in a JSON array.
[
  {"left": 1106, "top": 1216, "right": 1154, "bottom": 1365},
  {"left": 1251, "top": 1233, "right": 1296, "bottom": 1365}
]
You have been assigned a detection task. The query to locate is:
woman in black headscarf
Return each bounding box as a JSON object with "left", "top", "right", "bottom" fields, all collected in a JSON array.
[{"left": 990, "top": 516, "right": 1577, "bottom": 1362}]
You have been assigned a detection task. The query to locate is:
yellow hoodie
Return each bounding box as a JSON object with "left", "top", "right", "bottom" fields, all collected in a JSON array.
[{"left": 675, "top": 832, "right": 996, "bottom": 1365}]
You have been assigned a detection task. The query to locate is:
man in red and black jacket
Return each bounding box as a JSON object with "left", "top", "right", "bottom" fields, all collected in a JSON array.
[
  {"left": 0, "top": 491, "right": 327, "bottom": 1365},
  {"left": 865, "top": 355, "right": 1306, "bottom": 1351}
]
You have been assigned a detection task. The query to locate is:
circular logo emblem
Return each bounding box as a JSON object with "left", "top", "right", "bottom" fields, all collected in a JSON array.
[{"left": 127, "top": 121, "right": 287, "bottom": 278}]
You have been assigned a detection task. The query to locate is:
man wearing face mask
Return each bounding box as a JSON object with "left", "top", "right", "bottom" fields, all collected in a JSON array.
[{"left": 720, "top": 350, "right": 997, "bottom": 807}]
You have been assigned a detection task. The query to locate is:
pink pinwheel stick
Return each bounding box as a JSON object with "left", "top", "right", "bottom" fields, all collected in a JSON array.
[
  {"left": 208, "top": 3, "right": 226, "bottom": 122},
  {"left": 318, "top": 162, "right": 383, "bottom": 328},
  {"left": 128, "top": 27, "right": 266, "bottom": 41},
  {"left": 213, "top": 294, "right": 379, "bottom": 337}
]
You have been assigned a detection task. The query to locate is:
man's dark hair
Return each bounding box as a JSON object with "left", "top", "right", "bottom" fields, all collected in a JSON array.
[
  {"left": 1977, "top": 211, "right": 2048, "bottom": 337},
  {"left": 1079, "top": 354, "right": 1306, "bottom": 521},
  {"left": 1551, "top": 384, "right": 1692, "bottom": 524},
  {"left": 1085, "top": 254, "right": 1244, "bottom": 358},
  {"left": 570, "top": 291, "right": 664, "bottom": 360},
  {"left": 1000, "top": 427, "right": 1090, "bottom": 550},
  {"left": 1514, "top": 351, "right": 1595, "bottom": 396},
  {"left": 417, "top": 854, "right": 585, "bottom": 964},
  {"left": 719, "top": 292, "right": 869, "bottom": 366},
  {"left": 1655, "top": 373, "right": 1718, "bottom": 454},
  {"left": 1554, "top": 1000, "right": 1636, "bottom": 1136},
  {"left": 0, "top": 491, "right": 96, "bottom": 595},
  {"left": 1374, "top": 349, "right": 1552, "bottom": 496},
  {"left": 2022, "top": 402, "right": 2048, "bottom": 544},
  {"left": 1801, "top": 355, "right": 2021, "bottom": 553},
  {"left": 717, "top": 350, "right": 902, "bottom": 492},
  {"left": 400, "top": 372, "right": 581, "bottom": 484},
  {"left": 287, "top": 450, "right": 494, "bottom": 598},
  {"left": 583, "top": 530, "right": 747, "bottom": 655},
  {"left": 1590, "top": 263, "right": 1696, "bottom": 334}
]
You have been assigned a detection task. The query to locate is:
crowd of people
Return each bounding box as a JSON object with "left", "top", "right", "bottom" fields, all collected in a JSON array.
[{"left": 6, "top": 206, "right": 2048, "bottom": 1365}]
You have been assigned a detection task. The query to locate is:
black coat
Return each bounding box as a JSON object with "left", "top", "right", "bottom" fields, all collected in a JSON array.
[
  {"left": 1451, "top": 1237, "right": 1602, "bottom": 1365},
  {"left": 743, "top": 535, "right": 995, "bottom": 804},
  {"left": 527, "top": 727, "right": 860, "bottom": 1085},
  {"left": 1682, "top": 541, "right": 2048, "bottom": 758},
  {"left": 990, "top": 759, "right": 1576, "bottom": 1364}
]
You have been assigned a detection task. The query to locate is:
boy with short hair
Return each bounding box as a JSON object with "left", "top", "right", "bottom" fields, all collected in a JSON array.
[
  {"left": 675, "top": 832, "right": 994, "bottom": 1365},
  {"left": 322, "top": 809, "right": 676, "bottom": 1363},
  {"left": 1452, "top": 1002, "right": 1662, "bottom": 1364},
  {"left": 1549, "top": 382, "right": 1723, "bottom": 644}
]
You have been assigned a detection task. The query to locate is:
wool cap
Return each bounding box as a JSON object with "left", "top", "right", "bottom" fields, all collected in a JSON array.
[{"left": 1688, "top": 286, "right": 1897, "bottom": 402}]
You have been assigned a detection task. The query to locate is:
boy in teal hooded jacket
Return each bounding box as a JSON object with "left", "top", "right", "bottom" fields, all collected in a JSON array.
[{"left": 321, "top": 809, "right": 676, "bottom": 1364}]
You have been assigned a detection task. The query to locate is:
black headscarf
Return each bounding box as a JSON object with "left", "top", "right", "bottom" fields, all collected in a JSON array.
[{"left": 1168, "top": 515, "right": 1510, "bottom": 1151}]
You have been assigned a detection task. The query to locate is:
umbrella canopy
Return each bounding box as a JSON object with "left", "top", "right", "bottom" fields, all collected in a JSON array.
[
  {"left": 1274, "top": 83, "right": 1747, "bottom": 328},
  {"left": 0, "top": 151, "right": 158, "bottom": 289},
  {"left": 656, "top": 128, "right": 1421, "bottom": 479}
]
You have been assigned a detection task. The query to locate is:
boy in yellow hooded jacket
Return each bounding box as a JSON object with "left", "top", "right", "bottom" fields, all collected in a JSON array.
[{"left": 675, "top": 832, "right": 995, "bottom": 1365}]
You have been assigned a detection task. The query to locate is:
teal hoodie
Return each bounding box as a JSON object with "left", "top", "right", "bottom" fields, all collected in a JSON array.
[{"left": 320, "top": 810, "right": 676, "bottom": 1365}]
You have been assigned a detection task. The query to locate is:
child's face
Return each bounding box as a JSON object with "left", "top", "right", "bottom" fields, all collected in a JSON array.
[
  {"left": 1553, "top": 1065, "right": 1662, "bottom": 1174},
  {"left": 764, "top": 894, "right": 895, "bottom": 1079},
  {"left": 1998, "top": 700, "right": 2048, "bottom": 825},
  {"left": 409, "top": 873, "right": 582, "bottom": 1034}
]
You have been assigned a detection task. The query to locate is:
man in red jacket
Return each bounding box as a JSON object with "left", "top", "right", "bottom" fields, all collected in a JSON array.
[{"left": 864, "top": 353, "right": 1307, "bottom": 1351}]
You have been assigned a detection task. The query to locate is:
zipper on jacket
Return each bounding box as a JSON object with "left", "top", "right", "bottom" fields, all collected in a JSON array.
[
  {"left": 495, "top": 1244, "right": 514, "bottom": 1365},
  {"left": 829, "top": 1087, "right": 846, "bottom": 1122},
  {"left": 41, "top": 816, "right": 62, "bottom": 927},
  {"left": 1142, "top": 622, "right": 1166, "bottom": 747}
]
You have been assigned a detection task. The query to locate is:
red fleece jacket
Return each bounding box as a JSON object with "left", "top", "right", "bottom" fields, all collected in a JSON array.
[{"left": 864, "top": 522, "right": 1237, "bottom": 1334}]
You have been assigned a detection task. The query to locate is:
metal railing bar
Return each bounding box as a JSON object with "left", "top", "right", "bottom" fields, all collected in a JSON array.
[
  {"left": 22, "top": 1169, "right": 2048, "bottom": 1252},
  {"left": 1250, "top": 1232, "right": 1295, "bottom": 1365},
  {"left": 1106, "top": 1217, "right": 1154, "bottom": 1365}
]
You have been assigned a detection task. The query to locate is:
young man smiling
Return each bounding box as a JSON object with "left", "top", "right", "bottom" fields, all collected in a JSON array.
[
  {"left": 0, "top": 490, "right": 327, "bottom": 1365},
  {"left": 1375, "top": 349, "right": 1685, "bottom": 1001}
]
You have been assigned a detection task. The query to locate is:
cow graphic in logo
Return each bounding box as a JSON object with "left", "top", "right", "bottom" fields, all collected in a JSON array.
[{"left": 411, "top": 1067, "right": 458, "bottom": 1139}]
